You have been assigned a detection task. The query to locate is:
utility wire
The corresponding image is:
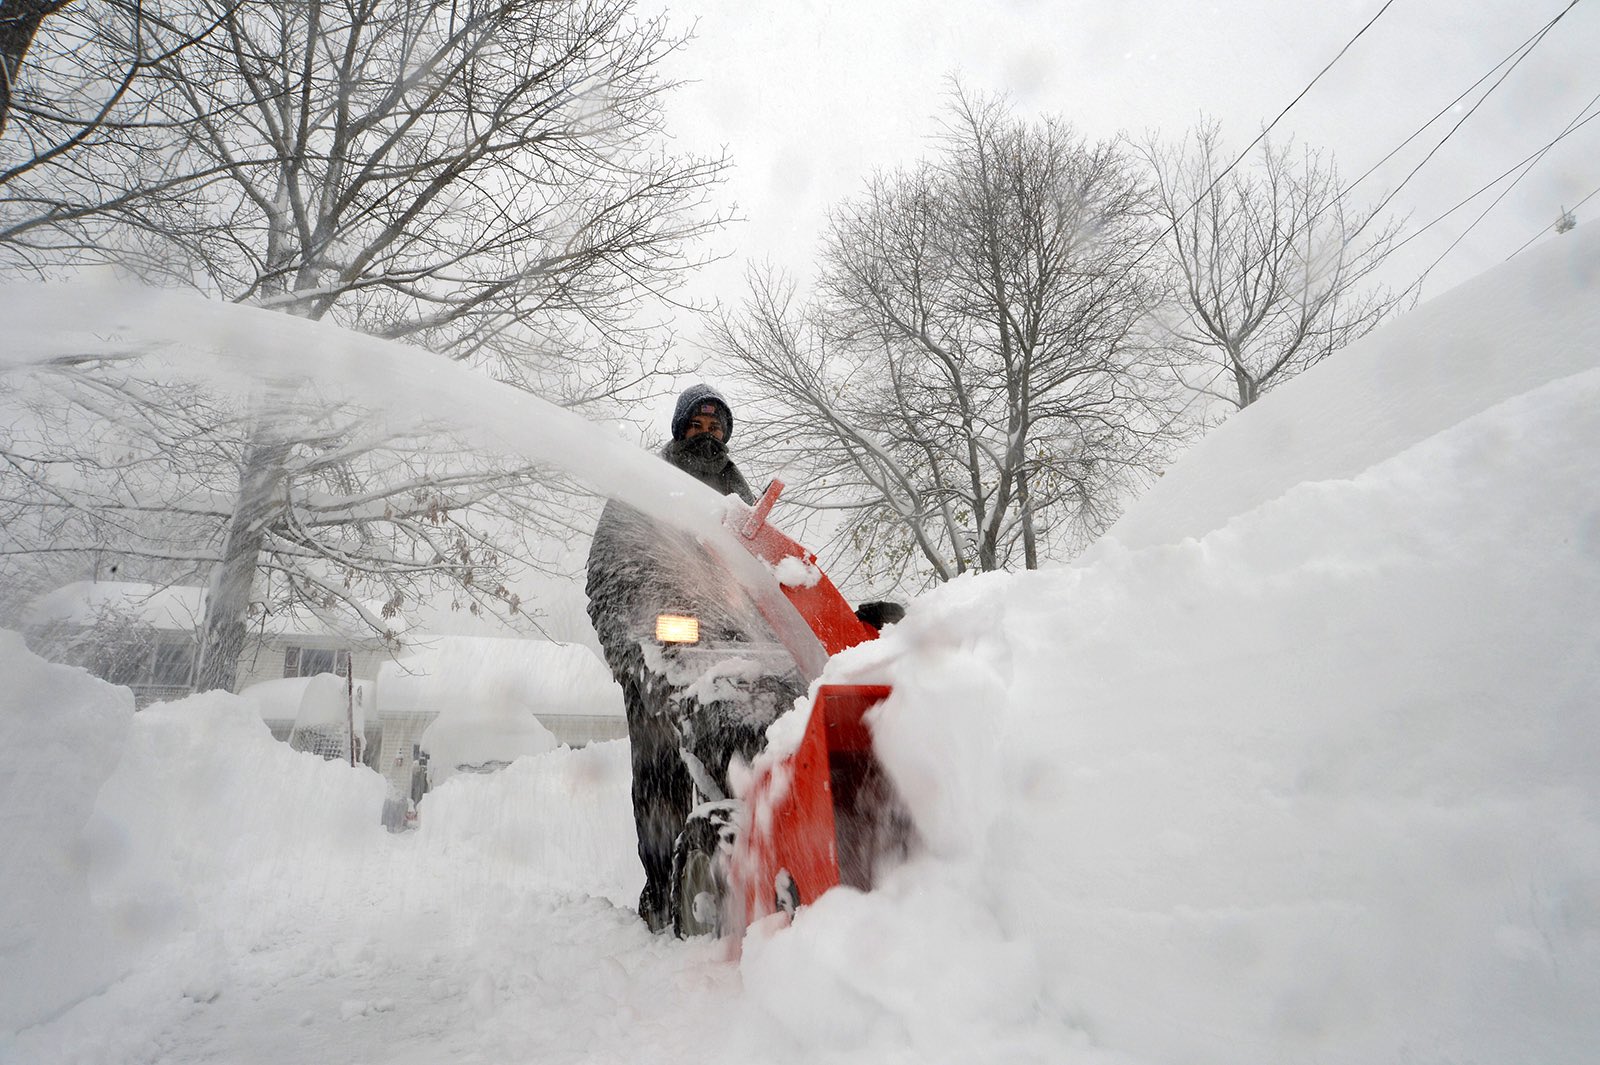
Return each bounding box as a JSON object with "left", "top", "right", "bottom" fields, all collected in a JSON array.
[
  {"left": 1505, "top": 179, "right": 1600, "bottom": 258},
  {"left": 1133, "top": 1, "right": 1585, "bottom": 465},
  {"left": 1359, "top": 0, "right": 1581, "bottom": 234},
  {"left": 1215, "top": 2, "right": 1588, "bottom": 297},
  {"left": 1340, "top": 7, "right": 1579, "bottom": 201},
  {"left": 1215, "top": 0, "right": 1399, "bottom": 193},
  {"left": 1388, "top": 97, "right": 1600, "bottom": 259},
  {"left": 1128, "top": 0, "right": 1400, "bottom": 278},
  {"left": 1382, "top": 0, "right": 1586, "bottom": 292},
  {"left": 1115, "top": 2, "right": 1401, "bottom": 463},
  {"left": 1403, "top": 88, "right": 1600, "bottom": 297}
]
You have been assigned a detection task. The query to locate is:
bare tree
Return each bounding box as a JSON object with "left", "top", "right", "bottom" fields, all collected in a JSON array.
[
  {"left": 0, "top": 0, "right": 225, "bottom": 221},
  {"left": 1, "top": 362, "right": 590, "bottom": 666},
  {"left": 1, "top": 0, "right": 729, "bottom": 690},
  {"left": 6, "top": 0, "right": 725, "bottom": 346},
  {"left": 1140, "top": 120, "right": 1400, "bottom": 409},
  {"left": 712, "top": 88, "right": 1176, "bottom": 587}
]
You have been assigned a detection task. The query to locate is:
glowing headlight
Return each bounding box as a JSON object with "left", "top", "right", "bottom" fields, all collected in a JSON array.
[{"left": 655, "top": 614, "right": 700, "bottom": 644}]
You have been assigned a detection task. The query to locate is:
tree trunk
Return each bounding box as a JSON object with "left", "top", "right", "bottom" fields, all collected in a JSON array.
[
  {"left": 194, "top": 429, "right": 287, "bottom": 692},
  {"left": 0, "top": 0, "right": 69, "bottom": 138},
  {"left": 1237, "top": 371, "right": 1260, "bottom": 408},
  {"left": 1018, "top": 465, "right": 1038, "bottom": 569}
]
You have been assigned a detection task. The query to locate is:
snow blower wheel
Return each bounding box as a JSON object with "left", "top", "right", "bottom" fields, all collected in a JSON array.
[{"left": 670, "top": 804, "right": 735, "bottom": 939}]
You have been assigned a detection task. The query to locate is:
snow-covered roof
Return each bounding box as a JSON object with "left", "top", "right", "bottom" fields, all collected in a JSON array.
[
  {"left": 24, "top": 580, "right": 402, "bottom": 642},
  {"left": 378, "top": 635, "right": 621, "bottom": 718},
  {"left": 25, "top": 581, "right": 205, "bottom": 632}
]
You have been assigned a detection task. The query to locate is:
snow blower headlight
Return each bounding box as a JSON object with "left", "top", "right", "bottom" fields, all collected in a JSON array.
[{"left": 655, "top": 613, "right": 700, "bottom": 644}]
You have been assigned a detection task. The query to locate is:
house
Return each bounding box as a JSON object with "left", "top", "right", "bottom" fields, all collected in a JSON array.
[
  {"left": 23, "top": 580, "right": 393, "bottom": 708},
  {"left": 24, "top": 581, "right": 206, "bottom": 707},
  {"left": 24, "top": 582, "right": 628, "bottom": 805}
]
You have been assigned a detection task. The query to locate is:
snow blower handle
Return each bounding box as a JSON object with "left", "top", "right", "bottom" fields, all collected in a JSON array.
[{"left": 741, "top": 479, "right": 784, "bottom": 539}]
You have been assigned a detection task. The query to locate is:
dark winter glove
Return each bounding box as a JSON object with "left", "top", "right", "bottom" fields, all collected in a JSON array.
[{"left": 854, "top": 600, "right": 905, "bottom": 631}]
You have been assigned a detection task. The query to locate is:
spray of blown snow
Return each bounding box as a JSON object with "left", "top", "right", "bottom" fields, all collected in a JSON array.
[{"left": 0, "top": 279, "right": 825, "bottom": 676}]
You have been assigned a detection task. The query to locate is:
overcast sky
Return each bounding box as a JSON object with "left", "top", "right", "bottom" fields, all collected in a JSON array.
[{"left": 643, "top": 0, "right": 1598, "bottom": 325}]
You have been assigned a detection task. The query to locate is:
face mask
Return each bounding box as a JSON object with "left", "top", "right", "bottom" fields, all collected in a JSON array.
[
  {"left": 682, "top": 433, "right": 727, "bottom": 462},
  {"left": 670, "top": 432, "right": 729, "bottom": 480}
]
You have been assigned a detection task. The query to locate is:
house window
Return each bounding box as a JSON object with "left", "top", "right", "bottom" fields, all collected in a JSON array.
[
  {"left": 151, "top": 641, "right": 195, "bottom": 687},
  {"left": 283, "top": 646, "right": 349, "bottom": 678},
  {"left": 104, "top": 650, "right": 147, "bottom": 687}
]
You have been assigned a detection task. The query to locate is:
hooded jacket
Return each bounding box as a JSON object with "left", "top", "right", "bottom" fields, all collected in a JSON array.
[
  {"left": 669, "top": 383, "right": 735, "bottom": 442},
  {"left": 584, "top": 435, "right": 757, "bottom": 687}
]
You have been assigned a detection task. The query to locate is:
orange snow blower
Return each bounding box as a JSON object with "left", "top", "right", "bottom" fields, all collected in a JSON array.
[{"left": 664, "top": 480, "right": 914, "bottom": 937}]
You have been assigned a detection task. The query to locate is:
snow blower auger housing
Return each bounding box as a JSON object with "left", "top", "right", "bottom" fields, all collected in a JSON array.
[{"left": 666, "top": 479, "right": 914, "bottom": 938}]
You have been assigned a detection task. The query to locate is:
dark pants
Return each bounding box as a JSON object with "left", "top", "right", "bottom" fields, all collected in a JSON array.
[{"left": 620, "top": 670, "right": 694, "bottom": 930}]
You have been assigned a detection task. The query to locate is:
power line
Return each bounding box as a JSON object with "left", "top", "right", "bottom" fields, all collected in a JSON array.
[
  {"left": 1209, "top": 2, "right": 1590, "bottom": 297},
  {"left": 1388, "top": 97, "right": 1600, "bottom": 259},
  {"left": 1505, "top": 180, "right": 1600, "bottom": 259},
  {"left": 1126, "top": 2, "right": 1588, "bottom": 461},
  {"left": 1215, "top": 0, "right": 1399, "bottom": 190},
  {"left": 1403, "top": 86, "right": 1600, "bottom": 296},
  {"left": 1117, "top": 3, "right": 1404, "bottom": 461},
  {"left": 1125, "top": 1, "right": 1402, "bottom": 278},
  {"left": 1359, "top": 0, "right": 1581, "bottom": 232},
  {"left": 1341, "top": 5, "right": 1581, "bottom": 202}
]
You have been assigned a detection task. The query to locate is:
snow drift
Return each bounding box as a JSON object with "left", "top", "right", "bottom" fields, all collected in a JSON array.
[
  {"left": 782, "top": 226, "right": 1600, "bottom": 1064},
  {"left": 1099, "top": 221, "right": 1600, "bottom": 552},
  {"left": 814, "top": 368, "right": 1600, "bottom": 1064},
  {"left": 0, "top": 633, "right": 132, "bottom": 1033}
]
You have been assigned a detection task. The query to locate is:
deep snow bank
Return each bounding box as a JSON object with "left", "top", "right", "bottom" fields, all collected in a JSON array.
[
  {"left": 1102, "top": 223, "right": 1600, "bottom": 551},
  {"left": 413, "top": 740, "right": 640, "bottom": 908},
  {"left": 1, "top": 624, "right": 644, "bottom": 1054},
  {"left": 85, "top": 690, "right": 390, "bottom": 941},
  {"left": 0, "top": 632, "right": 132, "bottom": 1032},
  {"left": 778, "top": 290, "right": 1600, "bottom": 1059},
  {"left": 0, "top": 638, "right": 389, "bottom": 1032}
]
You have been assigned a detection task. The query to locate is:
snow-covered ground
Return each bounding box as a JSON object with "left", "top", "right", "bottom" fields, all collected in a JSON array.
[{"left": 4, "top": 226, "right": 1599, "bottom": 1064}]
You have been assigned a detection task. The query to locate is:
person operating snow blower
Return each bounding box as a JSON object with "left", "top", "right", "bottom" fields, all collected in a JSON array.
[{"left": 585, "top": 383, "right": 802, "bottom": 932}]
